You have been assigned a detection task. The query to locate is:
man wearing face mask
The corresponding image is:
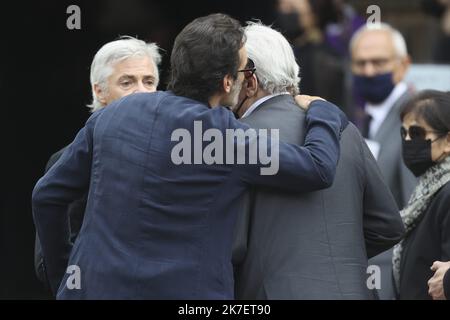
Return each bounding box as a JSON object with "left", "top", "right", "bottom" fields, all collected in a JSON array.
[{"left": 350, "top": 23, "right": 417, "bottom": 300}]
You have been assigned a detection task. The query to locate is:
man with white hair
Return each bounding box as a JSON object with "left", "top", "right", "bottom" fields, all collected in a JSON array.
[
  {"left": 34, "top": 36, "right": 161, "bottom": 288},
  {"left": 232, "top": 22, "right": 404, "bottom": 299},
  {"left": 350, "top": 23, "right": 417, "bottom": 300},
  {"left": 87, "top": 36, "right": 161, "bottom": 112}
]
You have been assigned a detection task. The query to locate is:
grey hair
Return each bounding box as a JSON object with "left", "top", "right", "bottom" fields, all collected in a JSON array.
[
  {"left": 350, "top": 22, "right": 408, "bottom": 58},
  {"left": 87, "top": 36, "right": 162, "bottom": 112},
  {"left": 244, "top": 22, "right": 300, "bottom": 95}
]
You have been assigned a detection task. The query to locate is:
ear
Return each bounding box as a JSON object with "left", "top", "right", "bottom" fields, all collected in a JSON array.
[
  {"left": 245, "top": 74, "right": 258, "bottom": 97},
  {"left": 393, "top": 55, "right": 411, "bottom": 84},
  {"left": 401, "top": 55, "right": 411, "bottom": 72},
  {"left": 93, "top": 83, "right": 108, "bottom": 105},
  {"left": 222, "top": 74, "right": 234, "bottom": 94}
]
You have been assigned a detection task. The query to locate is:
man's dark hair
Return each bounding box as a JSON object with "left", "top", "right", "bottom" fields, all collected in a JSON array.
[
  {"left": 167, "top": 13, "right": 245, "bottom": 104},
  {"left": 400, "top": 90, "right": 450, "bottom": 133}
]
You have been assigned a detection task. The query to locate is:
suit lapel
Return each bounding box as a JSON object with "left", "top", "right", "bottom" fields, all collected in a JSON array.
[{"left": 373, "top": 91, "right": 411, "bottom": 143}]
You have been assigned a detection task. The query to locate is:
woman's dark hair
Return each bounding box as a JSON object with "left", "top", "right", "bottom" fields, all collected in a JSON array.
[
  {"left": 400, "top": 90, "right": 450, "bottom": 133},
  {"left": 167, "top": 13, "right": 245, "bottom": 104}
]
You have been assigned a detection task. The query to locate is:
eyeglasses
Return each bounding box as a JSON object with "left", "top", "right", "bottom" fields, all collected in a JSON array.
[
  {"left": 237, "top": 58, "right": 256, "bottom": 79},
  {"left": 401, "top": 125, "right": 447, "bottom": 141},
  {"left": 352, "top": 57, "right": 398, "bottom": 72}
]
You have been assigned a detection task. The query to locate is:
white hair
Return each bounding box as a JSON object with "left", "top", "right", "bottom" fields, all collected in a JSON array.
[
  {"left": 350, "top": 22, "right": 408, "bottom": 58},
  {"left": 88, "top": 36, "right": 162, "bottom": 112},
  {"left": 244, "top": 22, "right": 300, "bottom": 95}
]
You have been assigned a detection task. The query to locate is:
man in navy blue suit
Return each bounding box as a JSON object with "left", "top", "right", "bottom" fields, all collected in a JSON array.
[{"left": 32, "top": 13, "right": 348, "bottom": 299}]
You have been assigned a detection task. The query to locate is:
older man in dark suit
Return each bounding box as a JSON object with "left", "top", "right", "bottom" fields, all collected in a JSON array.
[
  {"left": 350, "top": 23, "right": 418, "bottom": 299},
  {"left": 232, "top": 22, "right": 404, "bottom": 300}
]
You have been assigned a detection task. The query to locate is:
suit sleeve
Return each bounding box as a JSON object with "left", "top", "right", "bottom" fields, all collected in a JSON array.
[
  {"left": 361, "top": 134, "right": 405, "bottom": 258},
  {"left": 34, "top": 147, "right": 67, "bottom": 286},
  {"left": 32, "top": 111, "right": 100, "bottom": 294},
  {"left": 231, "top": 100, "right": 348, "bottom": 193}
]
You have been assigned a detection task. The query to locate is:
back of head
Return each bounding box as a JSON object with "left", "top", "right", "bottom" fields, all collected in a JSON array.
[
  {"left": 167, "top": 13, "right": 244, "bottom": 104},
  {"left": 400, "top": 90, "right": 450, "bottom": 133},
  {"left": 88, "top": 36, "right": 162, "bottom": 112},
  {"left": 244, "top": 22, "right": 300, "bottom": 95}
]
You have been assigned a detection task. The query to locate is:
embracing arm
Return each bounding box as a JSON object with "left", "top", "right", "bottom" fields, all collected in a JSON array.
[{"left": 233, "top": 99, "right": 348, "bottom": 193}]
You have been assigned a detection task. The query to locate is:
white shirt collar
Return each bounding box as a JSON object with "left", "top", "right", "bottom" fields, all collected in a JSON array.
[
  {"left": 241, "top": 92, "right": 290, "bottom": 119},
  {"left": 365, "top": 82, "right": 408, "bottom": 139}
]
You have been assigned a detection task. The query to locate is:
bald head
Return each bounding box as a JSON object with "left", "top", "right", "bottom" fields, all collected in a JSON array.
[{"left": 351, "top": 23, "right": 407, "bottom": 58}]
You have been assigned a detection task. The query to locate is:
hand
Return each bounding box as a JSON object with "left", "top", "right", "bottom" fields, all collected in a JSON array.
[
  {"left": 295, "top": 95, "right": 326, "bottom": 111},
  {"left": 428, "top": 261, "right": 450, "bottom": 300}
]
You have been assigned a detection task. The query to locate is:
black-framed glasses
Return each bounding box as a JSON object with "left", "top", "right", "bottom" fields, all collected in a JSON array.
[
  {"left": 401, "top": 125, "right": 447, "bottom": 141},
  {"left": 237, "top": 58, "right": 256, "bottom": 79}
]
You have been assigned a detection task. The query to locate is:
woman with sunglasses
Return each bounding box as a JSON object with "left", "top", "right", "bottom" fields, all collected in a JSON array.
[{"left": 392, "top": 90, "right": 450, "bottom": 299}]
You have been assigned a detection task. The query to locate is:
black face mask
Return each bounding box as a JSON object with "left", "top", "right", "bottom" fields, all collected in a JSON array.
[
  {"left": 402, "top": 139, "right": 435, "bottom": 177},
  {"left": 277, "top": 12, "right": 304, "bottom": 40}
]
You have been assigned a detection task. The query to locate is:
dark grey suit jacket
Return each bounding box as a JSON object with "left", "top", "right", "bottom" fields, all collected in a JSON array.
[
  {"left": 367, "top": 91, "right": 417, "bottom": 300},
  {"left": 34, "top": 147, "right": 86, "bottom": 286},
  {"left": 371, "top": 91, "right": 417, "bottom": 209},
  {"left": 232, "top": 94, "right": 405, "bottom": 299}
]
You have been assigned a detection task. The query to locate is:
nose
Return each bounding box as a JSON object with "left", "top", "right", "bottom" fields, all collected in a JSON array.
[
  {"left": 134, "top": 82, "right": 147, "bottom": 93},
  {"left": 401, "top": 127, "right": 412, "bottom": 141},
  {"left": 362, "top": 62, "right": 377, "bottom": 77}
]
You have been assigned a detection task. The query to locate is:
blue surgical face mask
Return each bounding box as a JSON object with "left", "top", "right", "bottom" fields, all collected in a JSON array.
[{"left": 353, "top": 72, "right": 395, "bottom": 104}]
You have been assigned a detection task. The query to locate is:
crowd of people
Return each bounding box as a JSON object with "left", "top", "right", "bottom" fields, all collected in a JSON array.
[{"left": 30, "top": 1, "right": 450, "bottom": 300}]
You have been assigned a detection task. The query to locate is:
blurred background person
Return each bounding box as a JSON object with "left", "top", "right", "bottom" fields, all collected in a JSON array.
[
  {"left": 351, "top": 23, "right": 418, "bottom": 211},
  {"left": 275, "top": 0, "right": 364, "bottom": 114},
  {"left": 428, "top": 260, "right": 450, "bottom": 299},
  {"left": 392, "top": 90, "right": 450, "bottom": 300},
  {"left": 422, "top": 0, "right": 450, "bottom": 63},
  {"left": 350, "top": 23, "right": 418, "bottom": 300},
  {"left": 34, "top": 36, "right": 162, "bottom": 292}
]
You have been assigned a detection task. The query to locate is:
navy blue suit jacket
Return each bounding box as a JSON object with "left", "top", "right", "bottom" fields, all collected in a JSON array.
[{"left": 32, "top": 91, "right": 347, "bottom": 299}]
